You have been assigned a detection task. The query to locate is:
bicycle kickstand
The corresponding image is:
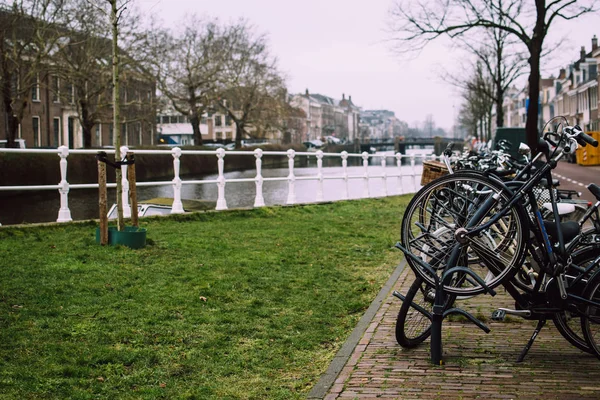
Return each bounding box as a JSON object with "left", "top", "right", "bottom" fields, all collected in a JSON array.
[{"left": 517, "top": 319, "right": 546, "bottom": 363}]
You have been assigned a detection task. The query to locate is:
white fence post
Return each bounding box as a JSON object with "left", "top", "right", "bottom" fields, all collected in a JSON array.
[
  {"left": 216, "top": 148, "right": 228, "bottom": 210},
  {"left": 395, "top": 152, "right": 403, "bottom": 195},
  {"left": 56, "top": 146, "right": 72, "bottom": 222},
  {"left": 254, "top": 148, "right": 265, "bottom": 207},
  {"left": 362, "top": 151, "right": 370, "bottom": 198},
  {"left": 410, "top": 154, "right": 416, "bottom": 191},
  {"left": 286, "top": 149, "right": 296, "bottom": 205},
  {"left": 381, "top": 153, "right": 388, "bottom": 197},
  {"left": 316, "top": 150, "right": 324, "bottom": 202},
  {"left": 120, "top": 146, "right": 131, "bottom": 218},
  {"left": 171, "top": 147, "right": 185, "bottom": 214},
  {"left": 341, "top": 151, "right": 349, "bottom": 200}
]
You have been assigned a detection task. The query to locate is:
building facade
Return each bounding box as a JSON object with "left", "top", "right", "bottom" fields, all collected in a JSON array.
[{"left": 500, "top": 36, "right": 600, "bottom": 133}]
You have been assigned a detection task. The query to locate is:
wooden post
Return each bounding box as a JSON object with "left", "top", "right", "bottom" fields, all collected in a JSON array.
[
  {"left": 98, "top": 160, "right": 108, "bottom": 245},
  {"left": 127, "top": 152, "right": 138, "bottom": 228}
]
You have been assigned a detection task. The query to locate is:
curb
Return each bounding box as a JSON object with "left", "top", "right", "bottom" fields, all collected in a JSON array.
[{"left": 307, "top": 260, "right": 407, "bottom": 399}]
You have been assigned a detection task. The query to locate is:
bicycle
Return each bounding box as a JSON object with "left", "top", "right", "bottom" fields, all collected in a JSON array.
[{"left": 395, "top": 116, "right": 600, "bottom": 359}]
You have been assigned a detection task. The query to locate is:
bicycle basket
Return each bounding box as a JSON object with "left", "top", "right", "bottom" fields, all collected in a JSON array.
[{"left": 421, "top": 160, "right": 449, "bottom": 186}]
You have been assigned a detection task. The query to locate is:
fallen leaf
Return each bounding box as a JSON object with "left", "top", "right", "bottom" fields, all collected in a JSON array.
[
  {"left": 12, "top": 305, "right": 22, "bottom": 309},
  {"left": 199, "top": 296, "right": 207, "bottom": 302},
  {"left": 159, "top": 383, "right": 166, "bottom": 388},
  {"left": 97, "top": 377, "right": 105, "bottom": 382}
]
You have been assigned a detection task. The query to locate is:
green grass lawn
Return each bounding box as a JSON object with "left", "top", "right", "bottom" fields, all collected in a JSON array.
[{"left": 0, "top": 196, "right": 410, "bottom": 399}]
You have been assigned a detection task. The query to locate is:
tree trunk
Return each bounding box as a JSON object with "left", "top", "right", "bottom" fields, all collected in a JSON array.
[
  {"left": 526, "top": 0, "right": 546, "bottom": 152},
  {"left": 80, "top": 100, "right": 93, "bottom": 148},
  {"left": 110, "top": 0, "right": 124, "bottom": 231},
  {"left": 235, "top": 123, "right": 244, "bottom": 149},
  {"left": 190, "top": 114, "right": 203, "bottom": 146},
  {"left": 495, "top": 83, "right": 504, "bottom": 129},
  {"left": 1, "top": 72, "right": 18, "bottom": 147}
]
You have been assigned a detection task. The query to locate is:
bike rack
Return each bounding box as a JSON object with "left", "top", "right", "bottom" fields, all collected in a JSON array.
[{"left": 395, "top": 242, "right": 495, "bottom": 365}]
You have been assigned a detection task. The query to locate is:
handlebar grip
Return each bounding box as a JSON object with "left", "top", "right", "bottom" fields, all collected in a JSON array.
[{"left": 580, "top": 132, "right": 598, "bottom": 147}]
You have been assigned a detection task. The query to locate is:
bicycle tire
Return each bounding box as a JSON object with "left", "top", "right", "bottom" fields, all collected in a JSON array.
[
  {"left": 552, "top": 245, "right": 600, "bottom": 354},
  {"left": 401, "top": 171, "right": 528, "bottom": 296},
  {"left": 581, "top": 267, "right": 600, "bottom": 359},
  {"left": 395, "top": 276, "right": 456, "bottom": 348}
]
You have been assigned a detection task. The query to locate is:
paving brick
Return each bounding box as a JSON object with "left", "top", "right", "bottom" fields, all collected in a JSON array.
[{"left": 323, "top": 268, "right": 600, "bottom": 399}]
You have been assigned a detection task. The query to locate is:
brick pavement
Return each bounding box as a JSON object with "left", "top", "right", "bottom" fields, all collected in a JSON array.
[{"left": 323, "top": 268, "right": 600, "bottom": 399}]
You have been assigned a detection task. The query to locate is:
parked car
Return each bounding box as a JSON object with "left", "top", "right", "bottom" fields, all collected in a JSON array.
[
  {"left": 203, "top": 143, "right": 225, "bottom": 149},
  {"left": 303, "top": 139, "right": 324, "bottom": 151}
]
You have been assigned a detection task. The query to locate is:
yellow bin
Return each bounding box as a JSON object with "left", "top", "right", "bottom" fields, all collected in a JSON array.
[{"left": 576, "top": 131, "right": 600, "bottom": 166}]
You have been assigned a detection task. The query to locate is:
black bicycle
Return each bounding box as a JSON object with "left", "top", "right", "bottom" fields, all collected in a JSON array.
[{"left": 395, "top": 116, "right": 600, "bottom": 358}]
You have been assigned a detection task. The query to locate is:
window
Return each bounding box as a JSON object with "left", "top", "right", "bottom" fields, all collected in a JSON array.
[
  {"left": 53, "top": 117, "right": 61, "bottom": 147},
  {"left": 95, "top": 123, "right": 102, "bottom": 147},
  {"left": 215, "top": 116, "right": 222, "bottom": 126},
  {"left": 109, "top": 125, "right": 114, "bottom": 146},
  {"left": 138, "top": 122, "right": 142, "bottom": 145},
  {"left": 178, "top": 115, "right": 186, "bottom": 123},
  {"left": 31, "top": 74, "right": 40, "bottom": 102},
  {"left": 201, "top": 117, "right": 207, "bottom": 124},
  {"left": 67, "top": 82, "right": 75, "bottom": 104},
  {"left": 170, "top": 116, "right": 178, "bottom": 124},
  {"left": 32, "top": 116, "right": 40, "bottom": 146},
  {"left": 225, "top": 116, "right": 232, "bottom": 126},
  {"left": 591, "top": 87, "right": 598, "bottom": 110},
  {"left": 52, "top": 76, "right": 60, "bottom": 102},
  {"left": 161, "top": 116, "right": 169, "bottom": 124}
]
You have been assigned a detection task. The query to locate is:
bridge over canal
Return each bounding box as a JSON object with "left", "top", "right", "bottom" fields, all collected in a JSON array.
[{"left": 358, "top": 137, "right": 464, "bottom": 155}]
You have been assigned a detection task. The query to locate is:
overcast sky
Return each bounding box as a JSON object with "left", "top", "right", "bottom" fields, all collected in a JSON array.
[{"left": 136, "top": 0, "right": 600, "bottom": 131}]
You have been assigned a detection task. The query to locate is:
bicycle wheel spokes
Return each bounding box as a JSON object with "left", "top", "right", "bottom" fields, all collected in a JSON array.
[
  {"left": 396, "top": 278, "right": 456, "bottom": 348},
  {"left": 401, "top": 172, "right": 527, "bottom": 296}
]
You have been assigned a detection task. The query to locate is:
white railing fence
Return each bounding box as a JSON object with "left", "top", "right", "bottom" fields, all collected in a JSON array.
[{"left": 0, "top": 146, "right": 438, "bottom": 223}]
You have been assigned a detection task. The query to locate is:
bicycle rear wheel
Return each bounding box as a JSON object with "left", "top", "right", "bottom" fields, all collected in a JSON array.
[
  {"left": 552, "top": 245, "right": 600, "bottom": 354},
  {"left": 580, "top": 259, "right": 600, "bottom": 359},
  {"left": 395, "top": 276, "right": 456, "bottom": 348},
  {"left": 401, "top": 171, "right": 528, "bottom": 296}
]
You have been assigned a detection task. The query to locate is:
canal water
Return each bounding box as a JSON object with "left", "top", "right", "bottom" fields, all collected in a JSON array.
[{"left": 0, "top": 150, "right": 432, "bottom": 226}]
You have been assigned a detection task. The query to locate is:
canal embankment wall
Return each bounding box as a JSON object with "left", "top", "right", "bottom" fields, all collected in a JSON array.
[{"left": 0, "top": 144, "right": 308, "bottom": 187}]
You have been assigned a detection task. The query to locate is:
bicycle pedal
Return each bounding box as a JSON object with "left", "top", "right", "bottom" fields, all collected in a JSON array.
[{"left": 491, "top": 309, "right": 506, "bottom": 321}]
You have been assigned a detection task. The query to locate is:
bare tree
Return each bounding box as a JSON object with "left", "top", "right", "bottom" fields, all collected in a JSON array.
[
  {"left": 215, "top": 23, "right": 287, "bottom": 149},
  {"left": 443, "top": 28, "right": 527, "bottom": 129},
  {"left": 51, "top": 0, "right": 148, "bottom": 149},
  {"left": 389, "top": 0, "right": 597, "bottom": 149},
  {"left": 144, "top": 17, "right": 235, "bottom": 146},
  {"left": 0, "top": 0, "right": 64, "bottom": 147},
  {"left": 423, "top": 114, "right": 435, "bottom": 136},
  {"left": 458, "top": 62, "right": 496, "bottom": 141}
]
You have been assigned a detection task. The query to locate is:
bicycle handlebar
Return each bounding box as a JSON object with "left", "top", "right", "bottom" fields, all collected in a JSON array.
[{"left": 580, "top": 131, "right": 598, "bottom": 147}]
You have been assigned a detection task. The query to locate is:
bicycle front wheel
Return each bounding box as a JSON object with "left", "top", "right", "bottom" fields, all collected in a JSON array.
[
  {"left": 401, "top": 171, "right": 528, "bottom": 296},
  {"left": 395, "top": 276, "right": 456, "bottom": 348}
]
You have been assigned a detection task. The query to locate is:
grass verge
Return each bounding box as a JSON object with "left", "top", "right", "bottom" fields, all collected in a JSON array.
[{"left": 0, "top": 195, "right": 410, "bottom": 399}]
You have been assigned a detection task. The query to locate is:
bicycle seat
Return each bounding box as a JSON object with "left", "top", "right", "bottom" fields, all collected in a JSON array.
[
  {"left": 539, "top": 178, "right": 560, "bottom": 187},
  {"left": 588, "top": 183, "right": 600, "bottom": 202},
  {"left": 543, "top": 220, "right": 580, "bottom": 244}
]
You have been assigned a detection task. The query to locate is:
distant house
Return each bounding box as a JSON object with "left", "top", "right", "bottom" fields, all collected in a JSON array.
[
  {"left": 502, "top": 36, "right": 600, "bottom": 133},
  {"left": 360, "top": 110, "right": 407, "bottom": 140},
  {"left": 0, "top": 9, "right": 156, "bottom": 148},
  {"left": 290, "top": 90, "right": 360, "bottom": 142}
]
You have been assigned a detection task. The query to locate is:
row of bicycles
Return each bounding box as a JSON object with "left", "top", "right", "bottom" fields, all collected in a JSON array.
[{"left": 394, "top": 116, "right": 600, "bottom": 362}]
